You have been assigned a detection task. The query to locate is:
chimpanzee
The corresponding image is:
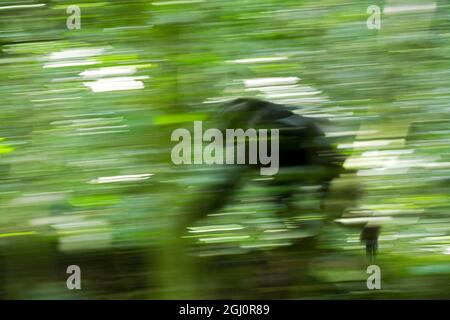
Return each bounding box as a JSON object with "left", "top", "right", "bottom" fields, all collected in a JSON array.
[{"left": 176, "top": 97, "right": 378, "bottom": 296}]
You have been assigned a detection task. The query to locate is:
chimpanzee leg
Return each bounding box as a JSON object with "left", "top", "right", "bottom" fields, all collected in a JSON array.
[{"left": 361, "top": 225, "right": 380, "bottom": 262}]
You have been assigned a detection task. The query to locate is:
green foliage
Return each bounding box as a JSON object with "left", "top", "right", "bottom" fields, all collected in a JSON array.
[{"left": 0, "top": 0, "right": 449, "bottom": 299}]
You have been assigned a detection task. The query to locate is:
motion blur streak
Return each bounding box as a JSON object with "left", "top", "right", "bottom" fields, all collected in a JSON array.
[{"left": 0, "top": 0, "right": 449, "bottom": 299}]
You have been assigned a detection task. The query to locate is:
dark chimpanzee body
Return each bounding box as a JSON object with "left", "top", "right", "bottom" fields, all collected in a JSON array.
[
  {"left": 178, "top": 98, "right": 379, "bottom": 296},
  {"left": 180, "top": 97, "right": 380, "bottom": 232},
  {"left": 180, "top": 97, "right": 346, "bottom": 228}
]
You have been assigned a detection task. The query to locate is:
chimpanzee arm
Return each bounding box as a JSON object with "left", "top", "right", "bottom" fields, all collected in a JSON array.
[
  {"left": 174, "top": 99, "right": 262, "bottom": 235},
  {"left": 176, "top": 165, "right": 248, "bottom": 235}
]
